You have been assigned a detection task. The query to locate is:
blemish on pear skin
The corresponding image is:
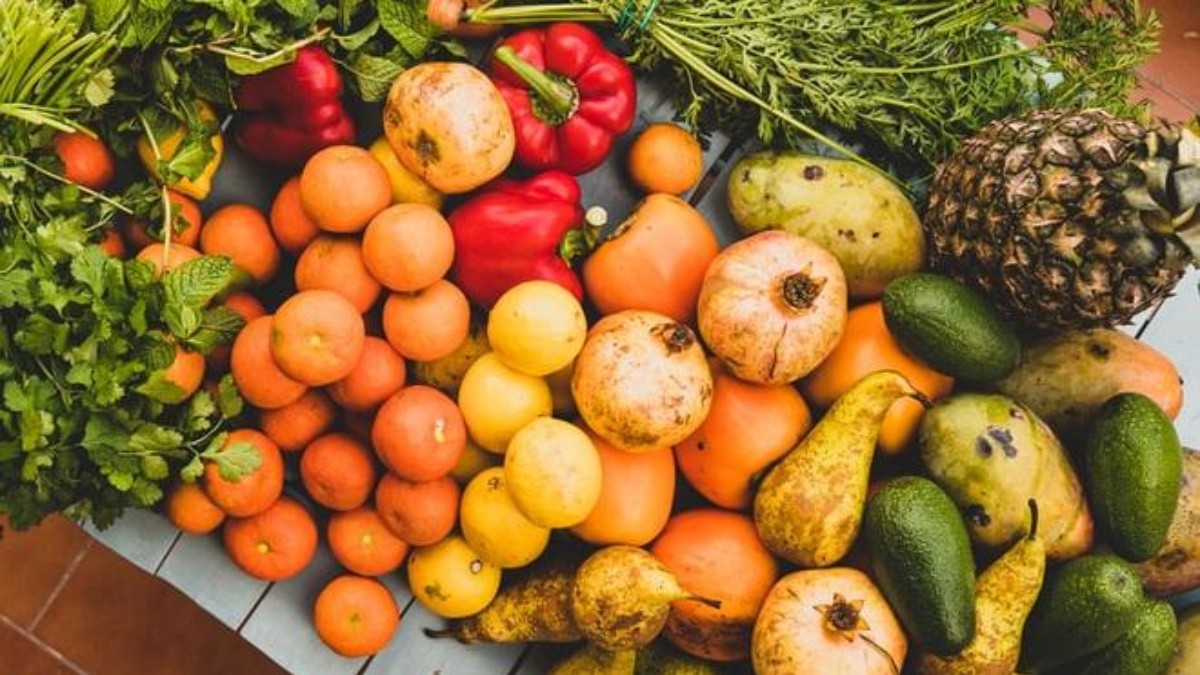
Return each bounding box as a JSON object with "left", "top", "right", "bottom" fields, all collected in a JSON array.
[{"left": 965, "top": 504, "right": 991, "bottom": 528}]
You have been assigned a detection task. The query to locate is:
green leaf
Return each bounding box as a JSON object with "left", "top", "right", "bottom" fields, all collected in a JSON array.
[
  {"left": 185, "top": 390, "right": 217, "bottom": 432},
  {"left": 15, "top": 315, "right": 69, "bottom": 355},
  {"left": 21, "top": 452, "right": 53, "bottom": 481},
  {"left": 139, "top": 455, "right": 169, "bottom": 481},
  {"left": 83, "top": 68, "right": 116, "bottom": 107},
  {"left": 183, "top": 306, "right": 245, "bottom": 356},
  {"left": 164, "top": 304, "right": 201, "bottom": 341},
  {"left": 165, "top": 255, "right": 237, "bottom": 312},
  {"left": 276, "top": 0, "right": 318, "bottom": 19},
  {"left": 128, "top": 425, "right": 183, "bottom": 454},
  {"left": 333, "top": 17, "right": 380, "bottom": 52},
  {"left": 377, "top": 0, "right": 435, "bottom": 60},
  {"left": 130, "top": 478, "right": 163, "bottom": 506},
  {"left": 202, "top": 439, "right": 262, "bottom": 482},
  {"left": 179, "top": 454, "right": 204, "bottom": 483},
  {"left": 84, "top": 0, "right": 125, "bottom": 30},
  {"left": 349, "top": 53, "right": 406, "bottom": 102},
  {"left": 70, "top": 247, "right": 110, "bottom": 298},
  {"left": 134, "top": 369, "right": 188, "bottom": 404},
  {"left": 0, "top": 268, "right": 33, "bottom": 308},
  {"left": 161, "top": 129, "right": 216, "bottom": 182},
  {"left": 216, "top": 374, "right": 244, "bottom": 419},
  {"left": 19, "top": 411, "right": 53, "bottom": 452},
  {"left": 106, "top": 470, "right": 134, "bottom": 491},
  {"left": 127, "top": 0, "right": 175, "bottom": 47},
  {"left": 82, "top": 415, "right": 130, "bottom": 452},
  {"left": 224, "top": 49, "right": 298, "bottom": 77}
]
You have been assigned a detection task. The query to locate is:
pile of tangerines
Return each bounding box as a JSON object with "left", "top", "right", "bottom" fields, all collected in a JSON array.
[{"left": 157, "top": 141, "right": 477, "bottom": 658}]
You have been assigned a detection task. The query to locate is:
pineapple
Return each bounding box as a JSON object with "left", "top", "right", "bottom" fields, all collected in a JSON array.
[{"left": 924, "top": 108, "right": 1199, "bottom": 331}]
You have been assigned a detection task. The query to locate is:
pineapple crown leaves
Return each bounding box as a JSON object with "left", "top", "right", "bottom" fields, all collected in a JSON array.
[{"left": 1114, "top": 118, "right": 1200, "bottom": 258}]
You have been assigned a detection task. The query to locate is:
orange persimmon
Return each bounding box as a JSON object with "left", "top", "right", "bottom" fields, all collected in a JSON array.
[{"left": 799, "top": 301, "right": 954, "bottom": 455}]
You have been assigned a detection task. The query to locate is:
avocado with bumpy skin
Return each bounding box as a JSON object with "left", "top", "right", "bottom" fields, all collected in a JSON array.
[
  {"left": 1081, "top": 392, "right": 1183, "bottom": 562},
  {"left": 1019, "top": 553, "right": 1144, "bottom": 674},
  {"left": 864, "top": 475, "right": 976, "bottom": 656},
  {"left": 1048, "top": 598, "right": 1177, "bottom": 675}
]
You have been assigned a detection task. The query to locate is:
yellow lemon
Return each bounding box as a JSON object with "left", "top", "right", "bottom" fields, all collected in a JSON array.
[
  {"left": 460, "top": 467, "right": 551, "bottom": 568},
  {"left": 487, "top": 280, "right": 587, "bottom": 377},
  {"left": 504, "top": 417, "right": 602, "bottom": 528},
  {"left": 368, "top": 136, "right": 444, "bottom": 210},
  {"left": 457, "top": 353, "right": 552, "bottom": 454},
  {"left": 407, "top": 534, "right": 501, "bottom": 619}
]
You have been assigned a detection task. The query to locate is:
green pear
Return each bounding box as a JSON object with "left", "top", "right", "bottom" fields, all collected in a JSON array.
[
  {"left": 571, "top": 546, "right": 721, "bottom": 651},
  {"left": 551, "top": 643, "right": 637, "bottom": 675},
  {"left": 914, "top": 499, "right": 1047, "bottom": 674},
  {"left": 754, "top": 370, "right": 920, "bottom": 567},
  {"left": 425, "top": 558, "right": 581, "bottom": 643}
]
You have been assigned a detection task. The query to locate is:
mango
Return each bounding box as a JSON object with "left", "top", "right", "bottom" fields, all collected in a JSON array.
[{"left": 919, "top": 393, "right": 1093, "bottom": 560}]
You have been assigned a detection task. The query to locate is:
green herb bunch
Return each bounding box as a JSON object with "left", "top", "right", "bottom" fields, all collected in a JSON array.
[
  {"left": 465, "top": 0, "right": 1160, "bottom": 174},
  {"left": 84, "top": 0, "right": 456, "bottom": 187},
  {"left": 0, "top": 0, "right": 258, "bottom": 531}
]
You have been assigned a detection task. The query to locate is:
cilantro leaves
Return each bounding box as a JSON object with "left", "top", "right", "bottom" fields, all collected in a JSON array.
[{"left": 0, "top": 175, "right": 248, "bottom": 531}]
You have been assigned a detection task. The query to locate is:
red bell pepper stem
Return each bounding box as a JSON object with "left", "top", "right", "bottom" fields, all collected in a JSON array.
[{"left": 492, "top": 45, "right": 578, "bottom": 124}]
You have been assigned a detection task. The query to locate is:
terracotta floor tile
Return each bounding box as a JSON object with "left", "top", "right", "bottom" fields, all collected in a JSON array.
[
  {"left": 1140, "top": 0, "right": 1200, "bottom": 107},
  {"left": 0, "top": 516, "right": 91, "bottom": 628},
  {"left": 0, "top": 616, "right": 79, "bottom": 675},
  {"left": 1135, "top": 79, "right": 1197, "bottom": 123},
  {"left": 32, "top": 544, "right": 287, "bottom": 675}
]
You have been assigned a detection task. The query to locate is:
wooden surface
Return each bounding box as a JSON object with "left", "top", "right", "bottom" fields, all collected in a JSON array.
[{"left": 87, "top": 61, "right": 1200, "bottom": 675}]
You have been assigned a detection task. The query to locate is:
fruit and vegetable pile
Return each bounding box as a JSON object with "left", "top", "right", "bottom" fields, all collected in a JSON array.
[{"left": 3, "top": 0, "right": 1200, "bottom": 673}]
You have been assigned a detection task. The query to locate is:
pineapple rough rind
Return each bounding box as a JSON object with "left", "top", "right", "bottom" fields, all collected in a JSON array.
[{"left": 924, "top": 109, "right": 1196, "bottom": 331}]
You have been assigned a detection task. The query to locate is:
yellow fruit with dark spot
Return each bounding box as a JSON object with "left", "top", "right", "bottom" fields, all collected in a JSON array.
[
  {"left": 460, "top": 467, "right": 550, "bottom": 568},
  {"left": 368, "top": 136, "right": 444, "bottom": 209},
  {"left": 408, "top": 534, "right": 501, "bottom": 619}
]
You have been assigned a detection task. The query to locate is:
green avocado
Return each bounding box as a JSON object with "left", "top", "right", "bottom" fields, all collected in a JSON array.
[
  {"left": 1081, "top": 392, "right": 1183, "bottom": 562},
  {"left": 881, "top": 272, "right": 1021, "bottom": 382},
  {"left": 1049, "top": 598, "right": 1178, "bottom": 675},
  {"left": 863, "top": 475, "right": 976, "bottom": 656},
  {"left": 1019, "top": 553, "right": 1144, "bottom": 674}
]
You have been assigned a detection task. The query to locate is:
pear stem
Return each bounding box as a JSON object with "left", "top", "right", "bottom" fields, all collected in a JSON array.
[
  {"left": 1027, "top": 498, "right": 1040, "bottom": 540},
  {"left": 685, "top": 595, "right": 723, "bottom": 610},
  {"left": 423, "top": 626, "right": 463, "bottom": 642},
  {"left": 907, "top": 389, "right": 933, "bottom": 409}
]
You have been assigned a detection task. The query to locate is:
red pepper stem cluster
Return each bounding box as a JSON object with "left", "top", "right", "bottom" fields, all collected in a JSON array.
[{"left": 491, "top": 45, "right": 578, "bottom": 124}]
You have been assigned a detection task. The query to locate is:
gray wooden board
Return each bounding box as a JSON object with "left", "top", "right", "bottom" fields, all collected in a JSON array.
[
  {"left": 1137, "top": 267, "right": 1200, "bottom": 448},
  {"left": 692, "top": 142, "right": 752, "bottom": 247},
  {"left": 86, "top": 508, "right": 180, "bottom": 574},
  {"left": 362, "top": 597, "right": 525, "bottom": 675},
  {"left": 237, "top": 546, "right": 370, "bottom": 675},
  {"left": 155, "top": 530, "right": 271, "bottom": 629}
]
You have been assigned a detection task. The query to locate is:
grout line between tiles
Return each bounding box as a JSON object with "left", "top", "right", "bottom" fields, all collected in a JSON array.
[
  {"left": 0, "top": 609, "right": 88, "bottom": 675},
  {"left": 28, "top": 539, "right": 94, "bottom": 633}
]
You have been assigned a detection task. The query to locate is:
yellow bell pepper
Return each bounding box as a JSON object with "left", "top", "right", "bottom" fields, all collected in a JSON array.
[{"left": 137, "top": 100, "right": 224, "bottom": 201}]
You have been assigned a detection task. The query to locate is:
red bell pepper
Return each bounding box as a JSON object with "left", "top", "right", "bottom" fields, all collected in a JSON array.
[
  {"left": 449, "top": 171, "right": 586, "bottom": 309},
  {"left": 486, "top": 22, "right": 636, "bottom": 176},
  {"left": 232, "top": 44, "right": 356, "bottom": 168}
]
